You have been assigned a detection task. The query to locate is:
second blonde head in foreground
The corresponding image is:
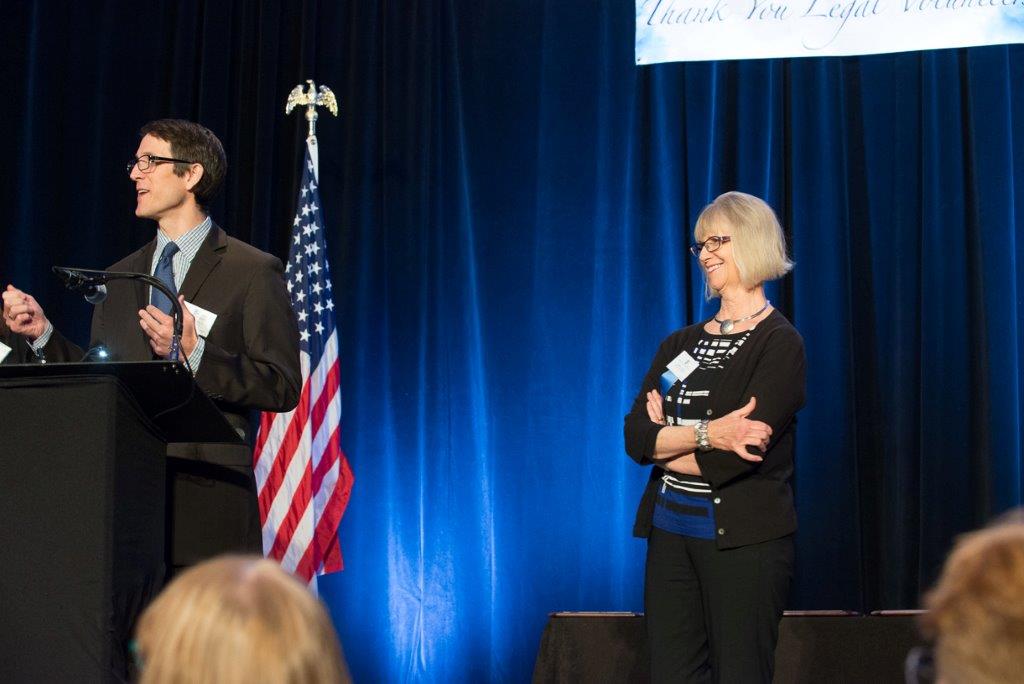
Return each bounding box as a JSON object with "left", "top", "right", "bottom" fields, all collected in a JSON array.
[{"left": 921, "top": 518, "right": 1024, "bottom": 684}]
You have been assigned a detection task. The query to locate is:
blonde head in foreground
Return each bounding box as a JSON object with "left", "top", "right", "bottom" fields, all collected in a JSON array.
[
  {"left": 135, "top": 555, "right": 350, "bottom": 684},
  {"left": 920, "top": 518, "right": 1024, "bottom": 684}
]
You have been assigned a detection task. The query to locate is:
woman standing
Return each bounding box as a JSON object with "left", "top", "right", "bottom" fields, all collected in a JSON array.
[{"left": 624, "top": 191, "right": 805, "bottom": 683}]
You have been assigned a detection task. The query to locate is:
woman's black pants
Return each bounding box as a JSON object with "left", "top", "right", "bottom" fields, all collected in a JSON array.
[{"left": 644, "top": 527, "right": 794, "bottom": 683}]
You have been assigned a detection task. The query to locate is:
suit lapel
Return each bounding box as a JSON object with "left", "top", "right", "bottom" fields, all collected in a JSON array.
[
  {"left": 179, "top": 222, "right": 226, "bottom": 301},
  {"left": 131, "top": 240, "right": 158, "bottom": 313}
]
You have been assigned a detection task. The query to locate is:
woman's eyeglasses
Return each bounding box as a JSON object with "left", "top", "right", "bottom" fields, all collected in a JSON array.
[{"left": 689, "top": 235, "right": 731, "bottom": 257}]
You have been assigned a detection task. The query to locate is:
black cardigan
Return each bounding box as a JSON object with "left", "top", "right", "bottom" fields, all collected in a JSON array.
[{"left": 623, "top": 310, "right": 806, "bottom": 549}]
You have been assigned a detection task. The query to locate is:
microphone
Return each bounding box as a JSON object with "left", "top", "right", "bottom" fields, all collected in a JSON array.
[
  {"left": 84, "top": 283, "right": 107, "bottom": 304},
  {"left": 52, "top": 266, "right": 109, "bottom": 305},
  {"left": 52, "top": 266, "right": 105, "bottom": 287}
]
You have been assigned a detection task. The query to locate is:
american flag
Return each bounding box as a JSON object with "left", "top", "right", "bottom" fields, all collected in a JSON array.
[{"left": 254, "top": 137, "right": 353, "bottom": 584}]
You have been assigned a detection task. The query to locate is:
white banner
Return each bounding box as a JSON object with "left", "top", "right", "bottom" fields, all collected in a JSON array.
[{"left": 636, "top": 0, "right": 1024, "bottom": 63}]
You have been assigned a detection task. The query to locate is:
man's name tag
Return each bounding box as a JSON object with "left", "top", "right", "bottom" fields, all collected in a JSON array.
[
  {"left": 667, "top": 351, "right": 699, "bottom": 382},
  {"left": 0, "top": 341, "right": 10, "bottom": 364},
  {"left": 184, "top": 302, "right": 218, "bottom": 338}
]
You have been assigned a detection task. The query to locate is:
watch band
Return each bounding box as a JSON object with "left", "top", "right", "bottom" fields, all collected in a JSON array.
[{"left": 695, "top": 419, "right": 713, "bottom": 451}]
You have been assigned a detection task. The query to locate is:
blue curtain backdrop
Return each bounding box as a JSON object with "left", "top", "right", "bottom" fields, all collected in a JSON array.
[{"left": 1, "top": 1, "right": 1023, "bottom": 681}]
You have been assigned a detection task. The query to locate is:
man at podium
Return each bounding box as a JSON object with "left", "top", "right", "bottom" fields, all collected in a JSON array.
[{"left": 1, "top": 119, "right": 301, "bottom": 574}]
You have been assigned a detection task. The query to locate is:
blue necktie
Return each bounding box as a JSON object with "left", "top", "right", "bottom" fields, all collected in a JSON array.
[{"left": 151, "top": 242, "right": 180, "bottom": 314}]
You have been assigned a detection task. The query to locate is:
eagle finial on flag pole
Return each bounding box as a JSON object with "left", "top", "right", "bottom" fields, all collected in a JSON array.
[{"left": 285, "top": 79, "right": 339, "bottom": 138}]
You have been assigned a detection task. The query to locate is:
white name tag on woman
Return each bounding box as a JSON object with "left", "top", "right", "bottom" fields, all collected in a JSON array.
[{"left": 667, "top": 351, "right": 698, "bottom": 382}]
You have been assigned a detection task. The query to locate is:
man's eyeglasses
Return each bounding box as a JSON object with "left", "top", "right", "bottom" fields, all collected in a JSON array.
[
  {"left": 689, "top": 235, "right": 731, "bottom": 257},
  {"left": 126, "top": 154, "right": 195, "bottom": 174}
]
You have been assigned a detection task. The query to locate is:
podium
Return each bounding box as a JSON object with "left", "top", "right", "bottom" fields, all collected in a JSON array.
[{"left": 0, "top": 361, "right": 242, "bottom": 683}]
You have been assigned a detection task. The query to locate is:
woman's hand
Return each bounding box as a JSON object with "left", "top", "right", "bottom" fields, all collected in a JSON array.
[
  {"left": 708, "top": 396, "right": 772, "bottom": 462},
  {"left": 646, "top": 390, "right": 667, "bottom": 425}
]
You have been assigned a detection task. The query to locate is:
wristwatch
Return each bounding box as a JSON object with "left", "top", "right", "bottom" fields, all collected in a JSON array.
[{"left": 694, "top": 419, "right": 713, "bottom": 451}]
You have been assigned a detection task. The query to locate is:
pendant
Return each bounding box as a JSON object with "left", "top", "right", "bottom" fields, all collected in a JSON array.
[{"left": 719, "top": 319, "right": 734, "bottom": 334}]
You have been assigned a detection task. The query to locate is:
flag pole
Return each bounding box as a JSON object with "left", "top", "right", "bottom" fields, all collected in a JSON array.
[{"left": 256, "top": 80, "right": 353, "bottom": 587}]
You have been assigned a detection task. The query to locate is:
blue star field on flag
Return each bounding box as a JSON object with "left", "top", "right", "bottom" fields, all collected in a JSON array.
[{"left": 286, "top": 150, "right": 335, "bottom": 357}]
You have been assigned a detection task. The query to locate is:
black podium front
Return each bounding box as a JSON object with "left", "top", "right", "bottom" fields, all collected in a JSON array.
[{"left": 0, "top": 362, "right": 241, "bottom": 683}]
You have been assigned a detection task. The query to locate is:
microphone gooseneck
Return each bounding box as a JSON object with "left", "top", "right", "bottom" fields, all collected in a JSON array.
[{"left": 52, "top": 265, "right": 186, "bottom": 364}]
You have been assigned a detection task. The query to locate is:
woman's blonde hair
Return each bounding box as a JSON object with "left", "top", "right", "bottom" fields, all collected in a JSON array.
[
  {"left": 920, "top": 519, "right": 1024, "bottom": 684},
  {"left": 135, "top": 555, "right": 350, "bottom": 684},
  {"left": 694, "top": 191, "right": 793, "bottom": 295}
]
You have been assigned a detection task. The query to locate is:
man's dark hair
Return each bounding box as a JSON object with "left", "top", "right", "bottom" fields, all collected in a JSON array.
[{"left": 140, "top": 119, "right": 227, "bottom": 208}]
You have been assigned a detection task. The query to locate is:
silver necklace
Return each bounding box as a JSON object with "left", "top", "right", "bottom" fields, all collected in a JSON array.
[{"left": 715, "top": 300, "right": 770, "bottom": 334}]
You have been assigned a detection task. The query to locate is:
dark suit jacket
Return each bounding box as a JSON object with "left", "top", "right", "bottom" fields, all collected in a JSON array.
[
  {"left": 1, "top": 317, "right": 33, "bottom": 364},
  {"left": 44, "top": 222, "right": 302, "bottom": 465}
]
